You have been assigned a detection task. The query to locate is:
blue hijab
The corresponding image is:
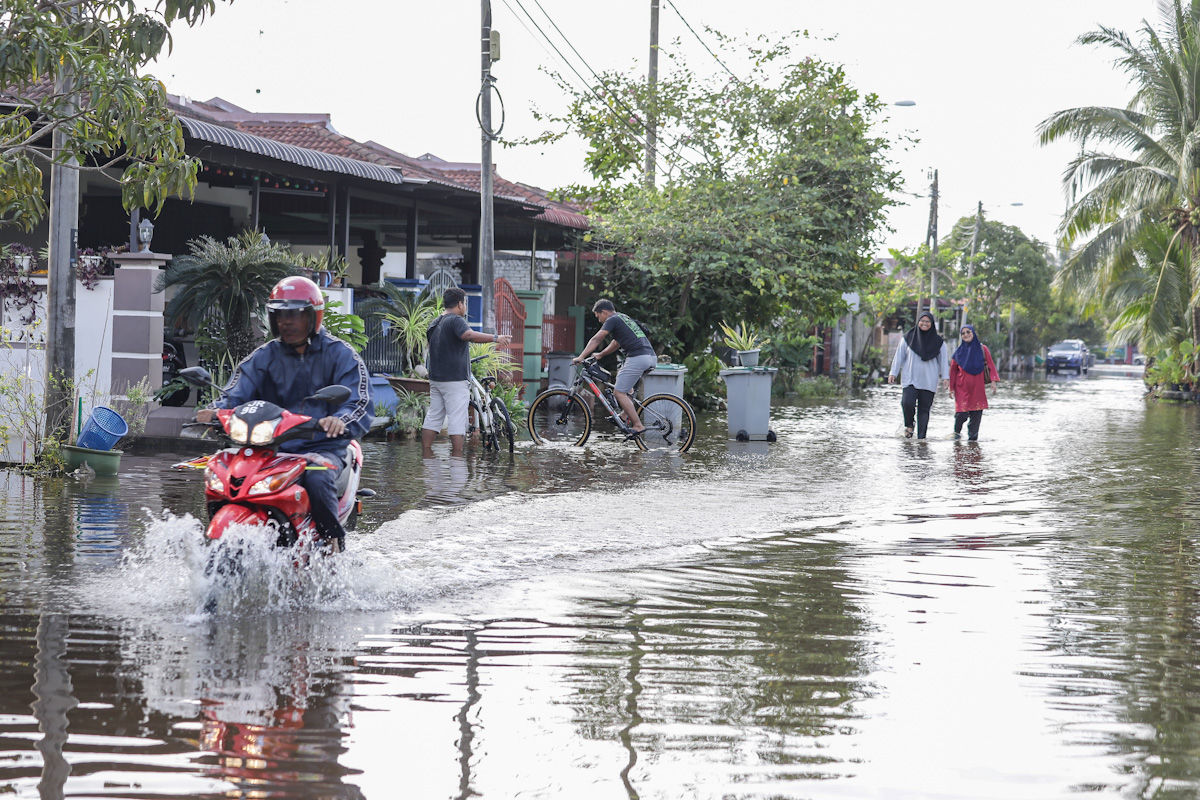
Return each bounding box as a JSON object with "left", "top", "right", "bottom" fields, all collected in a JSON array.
[{"left": 952, "top": 325, "right": 986, "bottom": 375}]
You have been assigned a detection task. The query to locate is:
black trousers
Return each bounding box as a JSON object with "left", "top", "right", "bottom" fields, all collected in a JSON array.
[
  {"left": 901, "top": 385, "right": 935, "bottom": 439},
  {"left": 954, "top": 410, "right": 983, "bottom": 440},
  {"left": 300, "top": 452, "right": 346, "bottom": 547}
]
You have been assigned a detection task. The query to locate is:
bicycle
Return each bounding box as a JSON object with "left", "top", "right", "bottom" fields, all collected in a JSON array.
[
  {"left": 467, "top": 353, "right": 515, "bottom": 453},
  {"left": 526, "top": 356, "right": 696, "bottom": 452}
]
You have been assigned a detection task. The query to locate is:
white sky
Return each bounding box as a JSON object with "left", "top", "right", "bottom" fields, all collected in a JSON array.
[{"left": 154, "top": 0, "right": 1159, "bottom": 258}]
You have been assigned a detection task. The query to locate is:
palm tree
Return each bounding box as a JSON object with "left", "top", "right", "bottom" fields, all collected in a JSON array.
[
  {"left": 1038, "top": 0, "right": 1200, "bottom": 346},
  {"left": 156, "top": 230, "right": 298, "bottom": 363}
]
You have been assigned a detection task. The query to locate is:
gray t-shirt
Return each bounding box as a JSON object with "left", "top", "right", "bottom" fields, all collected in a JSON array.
[
  {"left": 601, "top": 313, "right": 654, "bottom": 357},
  {"left": 427, "top": 313, "right": 471, "bottom": 382}
]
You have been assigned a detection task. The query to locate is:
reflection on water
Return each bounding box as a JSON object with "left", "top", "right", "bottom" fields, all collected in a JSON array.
[{"left": 8, "top": 373, "right": 1200, "bottom": 797}]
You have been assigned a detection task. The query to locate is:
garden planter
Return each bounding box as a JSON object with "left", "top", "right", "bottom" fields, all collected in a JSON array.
[
  {"left": 737, "top": 349, "right": 761, "bottom": 368},
  {"left": 388, "top": 376, "right": 431, "bottom": 395},
  {"left": 62, "top": 444, "right": 122, "bottom": 476}
]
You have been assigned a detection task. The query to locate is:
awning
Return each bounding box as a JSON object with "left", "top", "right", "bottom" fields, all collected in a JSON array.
[{"left": 180, "top": 117, "right": 404, "bottom": 185}]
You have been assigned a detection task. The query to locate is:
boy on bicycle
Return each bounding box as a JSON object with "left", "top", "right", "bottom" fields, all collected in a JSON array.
[{"left": 573, "top": 299, "right": 656, "bottom": 437}]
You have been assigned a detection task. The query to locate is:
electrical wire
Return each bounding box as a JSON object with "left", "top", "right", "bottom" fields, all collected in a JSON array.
[
  {"left": 505, "top": 0, "right": 699, "bottom": 176},
  {"left": 528, "top": 0, "right": 711, "bottom": 167},
  {"left": 662, "top": 0, "right": 746, "bottom": 86}
]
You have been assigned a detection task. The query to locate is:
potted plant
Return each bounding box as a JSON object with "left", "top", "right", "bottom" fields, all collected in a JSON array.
[
  {"left": 719, "top": 320, "right": 770, "bottom": 368},
  {"left": 358, "top": 286, "right": 442, "bottom": 394},
  {"left": 77, "top": 248, "right": 104, "bottom": 289}
]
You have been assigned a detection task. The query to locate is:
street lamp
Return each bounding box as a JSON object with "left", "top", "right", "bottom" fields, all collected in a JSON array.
[{"left": 137, "top": 217, "right": 154, "bottom": 252}]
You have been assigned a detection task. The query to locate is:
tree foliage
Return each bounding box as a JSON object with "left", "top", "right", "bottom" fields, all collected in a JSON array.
[
  {"left": 0, "top": 0, "right": 231, "bottom": 230},
  {"left": 156, "top": 230, "right": 298, "bottom": 363},
  {"left": 1037, "top": 0, "right": 1200, "bottom": 350},
  {"left": 525, "top": 32, "right": 900, "bottom": 357},
  {"left": 942, "top": 216, "right": 1054, "bottom": 326}
]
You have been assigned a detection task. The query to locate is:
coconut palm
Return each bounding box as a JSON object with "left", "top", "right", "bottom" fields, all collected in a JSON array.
[
  {"left": 1104, "top": 225, "right": 1197, "bottom": 350},
  {"left": 156, "top": 230, "right": 299, "bottom": 363},
  {"left": 1037, "top": 0, "right": 1200, "bottom": 344}
]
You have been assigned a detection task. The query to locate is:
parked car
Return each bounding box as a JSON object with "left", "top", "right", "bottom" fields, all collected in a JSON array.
[{"left": 1045, "top": 339, "right": 1090, "bottom": 375}]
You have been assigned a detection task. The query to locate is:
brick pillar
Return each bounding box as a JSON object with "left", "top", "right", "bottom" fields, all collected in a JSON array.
[{"left": 109, "top": 251, "right": 169, "bottom": 397}]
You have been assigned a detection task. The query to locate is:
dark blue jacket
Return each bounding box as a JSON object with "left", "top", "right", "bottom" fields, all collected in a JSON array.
[{"left": 210, "top": 329, "right": 373, "bottom": 459}]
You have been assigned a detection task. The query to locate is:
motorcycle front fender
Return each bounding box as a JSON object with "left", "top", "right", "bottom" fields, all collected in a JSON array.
[{"left": 207, "top": 504, "right": 271, "bottom": 541}]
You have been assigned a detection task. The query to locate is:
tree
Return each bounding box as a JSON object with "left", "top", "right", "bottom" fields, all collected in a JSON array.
[
  {"left": 942, "top": 216, "right": 1054, "bottom": 328},
  {"left": 156, "top": 231, "right": 299, "bottom": 364},
  {"left": 526, "top": 32, "right": 900, "bottom": 357},
  {"left": 0, "top": 0, "right": 231, "bottom": 231},
  {"left": 1037, "top": 0, "right": 1200, "bottom": 349}
]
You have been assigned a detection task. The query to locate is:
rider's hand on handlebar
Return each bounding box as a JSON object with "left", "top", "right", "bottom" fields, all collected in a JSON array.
[
  {"left": 572, "top": 354, "right": 592, "bottom": 365},
  {"left": 195, "top": 408, "right": 217, "bottom": 424},
  {"left": 319, "top": 416, "right": 346, "bottom": 438}
]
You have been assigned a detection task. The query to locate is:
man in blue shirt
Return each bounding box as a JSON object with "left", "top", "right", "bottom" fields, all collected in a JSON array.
[
  {"left": 196, "top": 276, "right": 372, "bottom": 550},
  {"left": 422, "top": 286, "right": 512, "bottom": 457}
]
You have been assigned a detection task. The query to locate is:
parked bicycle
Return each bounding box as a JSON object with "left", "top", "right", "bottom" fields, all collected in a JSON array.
[
  {"left": 468, "top": 353, "right": 515, "bottom": 453},
  {"left": 527, "top": 357, "right": 696, "bottom": 452}
]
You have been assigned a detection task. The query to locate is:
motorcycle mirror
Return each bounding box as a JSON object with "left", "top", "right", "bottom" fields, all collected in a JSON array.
[
  {"left": 309, "top": 385, "right": 352, "bottom": 406},
  {"left": 178, "top": 366, "right": 215, "bottom": 388}
]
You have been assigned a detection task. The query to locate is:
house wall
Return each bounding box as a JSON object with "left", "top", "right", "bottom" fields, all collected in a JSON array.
[{"left": 0, "top": 276, "right": 117, "bottom": 464}]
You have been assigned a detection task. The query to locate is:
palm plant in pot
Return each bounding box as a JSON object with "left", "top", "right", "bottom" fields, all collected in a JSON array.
[
  {"left": 156, "top": 230, "right": 299, "bottom": 364},
  {"left": 719, "top": 321, "right": 770, "bottom": 368},
  {"left": 357, "top": 283, "right": 442, "bottom": 393}
]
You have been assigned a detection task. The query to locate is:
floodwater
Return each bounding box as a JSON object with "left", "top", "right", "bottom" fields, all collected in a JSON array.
[{"left": 2, "top": 366, "right": 1199, "bottom": 798}]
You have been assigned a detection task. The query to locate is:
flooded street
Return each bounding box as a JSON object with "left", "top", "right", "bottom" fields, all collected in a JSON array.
[{"left": 4, "top": 367, "right": 1200, "bottom": 799}]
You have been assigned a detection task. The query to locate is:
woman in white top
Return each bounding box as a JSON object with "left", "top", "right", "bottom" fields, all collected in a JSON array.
[{"left": 887, "top": 312, "right": 950, "bottom": 439}]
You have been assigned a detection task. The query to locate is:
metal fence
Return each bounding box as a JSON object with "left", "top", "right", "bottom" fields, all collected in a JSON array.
[
  {"left": 494, "top": 278, "right": 525, "bottom": 384},
  {"left": 353, "top": 293, "right": 404, "bottom": 374},
  {"left": 542, "top": 314, "right": 576, "bottom": 355}
]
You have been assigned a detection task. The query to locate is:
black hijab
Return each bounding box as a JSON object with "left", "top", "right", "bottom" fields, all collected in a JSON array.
[{"left": 904, "top": 312, "right": 944, "bottom": 362}]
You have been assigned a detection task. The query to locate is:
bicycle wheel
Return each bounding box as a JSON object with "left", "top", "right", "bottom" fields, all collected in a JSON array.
[
  {"left": 527, "top": 389, "right": 592, "bottom": 446},
  {"left": 635, "top": 393, "right": 697, "bottom": 452},
  {"left": 490, "top": 397, "right": 515, "bottom": 453}
]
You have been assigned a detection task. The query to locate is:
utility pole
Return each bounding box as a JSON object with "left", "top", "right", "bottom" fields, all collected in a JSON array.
[
  {"left": 923, "top": 169, "right": 939, "bottom": 329},
  {"left": 46, "top": 69, "right": 79, "bottom": 442},
  {"left": 1008, "top": 302, "right": 1016, "bottom": 374},
  {"left": 645, "top": 0, "right": 659, "bottom": 188},
  {"left": 480, "top": 0, "right": 496, "bottom": 331},
  {"left": 963, "top": 200, "right": 982, "bottom": 329}
]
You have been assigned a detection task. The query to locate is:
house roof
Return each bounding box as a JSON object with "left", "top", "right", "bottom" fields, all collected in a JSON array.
[{"left": 179, "top": 117, "right": 404, "bottom": 185}]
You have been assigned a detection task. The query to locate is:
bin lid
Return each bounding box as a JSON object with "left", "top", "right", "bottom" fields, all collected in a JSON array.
[{"left": 649, "top": 364, "right": 688, "bottom": 374}]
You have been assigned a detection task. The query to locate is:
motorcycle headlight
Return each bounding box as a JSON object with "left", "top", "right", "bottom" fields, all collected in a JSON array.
[
  {"left": 248, "top": 463, "right": 304, "bottom": 496},
  {"left": 228, "top": 415, "right": 249, "bottom": 444},
  {"left": 249, "top": 419, "right": 280, "bottom": 445},
  {"left": 204, "top": 465, "right": 224, "bottom": 493}
]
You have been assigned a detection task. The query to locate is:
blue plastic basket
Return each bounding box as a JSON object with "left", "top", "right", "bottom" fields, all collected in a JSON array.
[{"left": 76, "top": 406, "right": 129, "bottom": 451}]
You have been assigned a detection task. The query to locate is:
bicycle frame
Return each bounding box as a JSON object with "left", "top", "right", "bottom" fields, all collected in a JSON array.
[{"left": 566, "top": 362, "right": 635, "bottom": 431}]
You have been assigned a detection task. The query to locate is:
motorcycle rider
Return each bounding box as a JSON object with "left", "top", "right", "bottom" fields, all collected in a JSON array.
[{"left": 195, "top": 276, "right": 372, "bottom": 551}]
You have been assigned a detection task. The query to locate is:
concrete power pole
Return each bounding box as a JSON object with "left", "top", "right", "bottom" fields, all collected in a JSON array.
[
  {"left": 962, "top": 200, "right": 982, "bottom": 328},
  {"left": 923, "top": 169, "right": 939, "bottom": 328},
  {"left": 645, "top": 0, "right": 659, "bottom": 188},
  {"left": 46, "top": 71, "right": 79, "bottom": 441},
  {"left": 480, "top": 0, "right": 496, "bottom": 331}
]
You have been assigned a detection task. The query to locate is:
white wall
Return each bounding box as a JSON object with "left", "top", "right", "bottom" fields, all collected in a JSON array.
[{"left": 0, "top": 277, "right": 117, "bottom": 463}]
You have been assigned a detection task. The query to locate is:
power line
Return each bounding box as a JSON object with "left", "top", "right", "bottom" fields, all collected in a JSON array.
[
  {"left": 662, "top": 0, "right": 745, "bottom": 86},
  {"left": 505, "top": 0, "right": 700, "bottom": 175}
]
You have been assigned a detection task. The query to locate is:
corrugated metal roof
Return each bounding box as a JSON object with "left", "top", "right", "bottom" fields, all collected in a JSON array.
[{"left": 180, "top": 117, "right": 404, "bottom": 185}]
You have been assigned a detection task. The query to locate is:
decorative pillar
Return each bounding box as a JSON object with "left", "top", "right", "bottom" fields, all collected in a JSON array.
[
  {"left": 357, "top": 231, "right": 386, "bottom": 285},
  {"left": 536, "top": 269, "right": 560, "bottom": 316},
  {"left": 108, "top": 251, "right": 168, "bottom": 398}
]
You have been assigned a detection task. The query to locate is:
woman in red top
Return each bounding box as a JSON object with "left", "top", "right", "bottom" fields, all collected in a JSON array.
[{"left": 948, "top": 325, "right": 999, "bottom": 440}]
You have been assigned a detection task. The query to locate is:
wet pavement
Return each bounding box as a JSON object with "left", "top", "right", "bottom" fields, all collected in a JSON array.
[{"left": 4, "top": 367, "right": 1200, "bottom": 798}]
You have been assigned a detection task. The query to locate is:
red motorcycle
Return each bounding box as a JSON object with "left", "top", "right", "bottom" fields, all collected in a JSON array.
[{"left": 174, "top": 367, "right": 373, "bottom": 550}]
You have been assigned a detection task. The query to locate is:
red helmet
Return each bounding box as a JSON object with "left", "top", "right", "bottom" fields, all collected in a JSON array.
[{"left": 267, "top": 276, "right": 324, "bottom": 338}]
